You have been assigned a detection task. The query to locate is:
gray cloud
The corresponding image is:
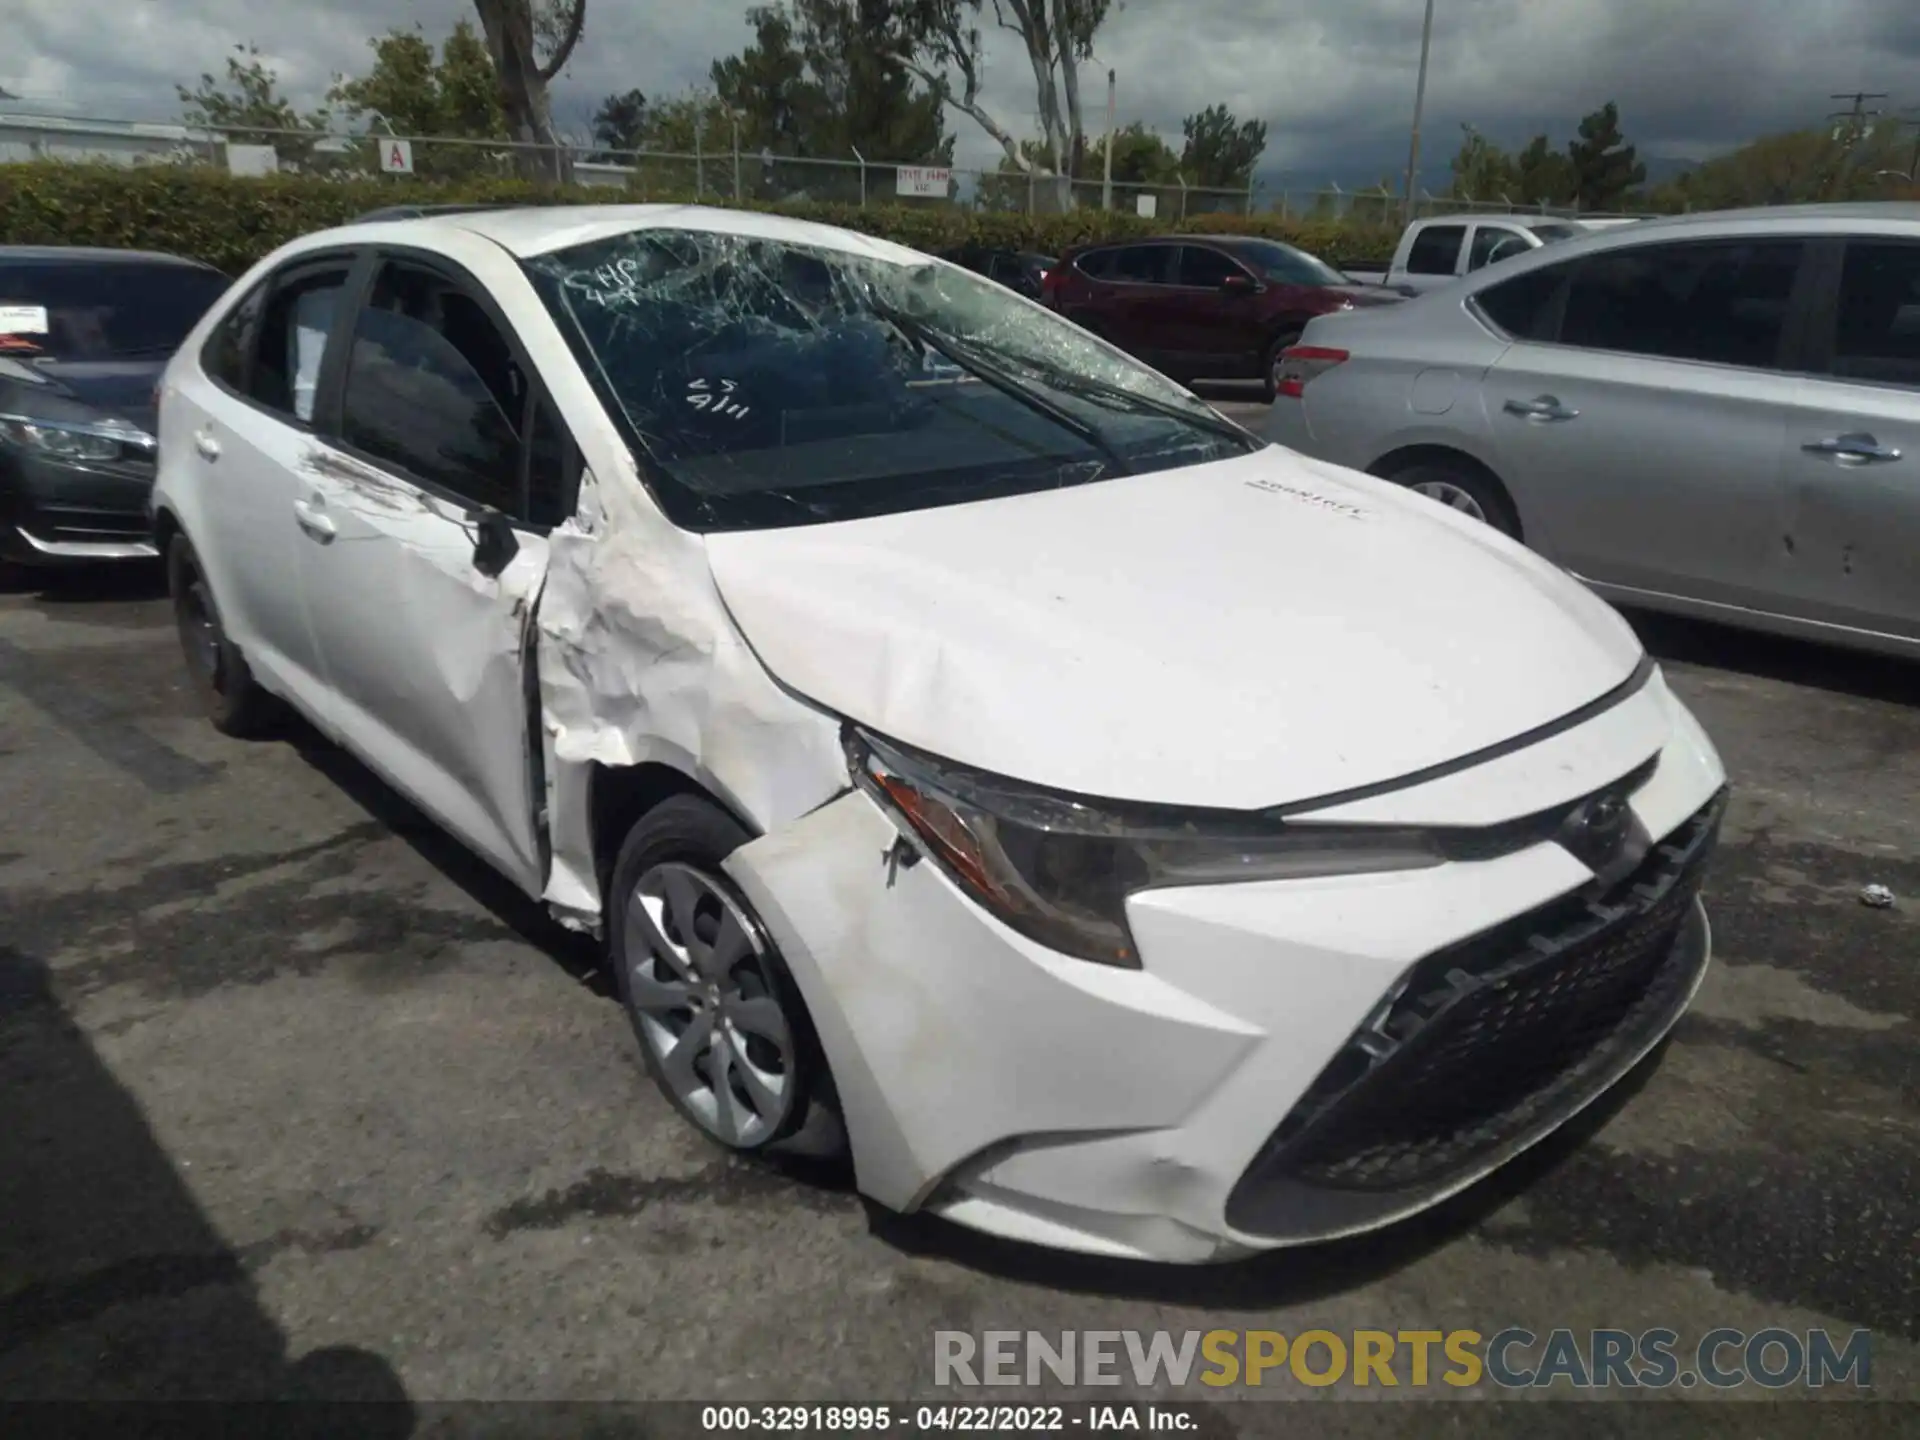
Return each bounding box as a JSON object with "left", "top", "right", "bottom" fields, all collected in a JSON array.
[{"left": 3, "top": 0, "right": 1917, "bottom": 191}]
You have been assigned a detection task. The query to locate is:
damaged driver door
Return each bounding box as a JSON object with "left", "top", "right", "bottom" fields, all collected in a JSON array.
[{"left": 295, "top": 254, "right": 577, "bottom": 896}]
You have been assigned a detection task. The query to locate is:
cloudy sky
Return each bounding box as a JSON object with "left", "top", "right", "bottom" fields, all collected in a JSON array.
[{"left": 3, "top": 0, "right": 1916, "bottom": 190}]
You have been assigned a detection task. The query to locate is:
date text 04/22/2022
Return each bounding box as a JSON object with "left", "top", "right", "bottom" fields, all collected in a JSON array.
[{"left": 700, "top": 1405, "right": 1199, "bottom": 1432}]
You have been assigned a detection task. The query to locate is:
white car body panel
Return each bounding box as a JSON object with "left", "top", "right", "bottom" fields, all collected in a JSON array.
[
  {"left": 729, "top": 681, "right": 1721, "bottom": 1261},
  {"left": 152, "top": 205, "right": 1730, "bottom": 1263},
  {"left": 705, "top": 446, "right": 1643, "bottom": 809}
]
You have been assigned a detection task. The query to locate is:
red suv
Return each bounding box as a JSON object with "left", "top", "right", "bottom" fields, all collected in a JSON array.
[{"left": 1041, "top": 235, "right": 1401, "bottom": 398}]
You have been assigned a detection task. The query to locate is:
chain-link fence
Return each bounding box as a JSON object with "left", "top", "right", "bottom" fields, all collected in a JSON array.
[
  {"left": 0, "top": 110, "right": 1655, "bottom": 222},
  {"left": 1261, "top": 182, "right": 1655, "bottom": 224},
  {"left": 0, "top": 113, "right": 1262, "bottom": 216}
]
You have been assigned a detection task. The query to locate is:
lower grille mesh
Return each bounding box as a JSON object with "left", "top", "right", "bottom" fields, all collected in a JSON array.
[{"left": 1230, "top": 789, "right": 1724, "bottom": 1209}]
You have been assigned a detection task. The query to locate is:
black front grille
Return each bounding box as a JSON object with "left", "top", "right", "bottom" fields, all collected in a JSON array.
[{"left": 1228, "top": 789, "right": 1725, "bottom": 1220}]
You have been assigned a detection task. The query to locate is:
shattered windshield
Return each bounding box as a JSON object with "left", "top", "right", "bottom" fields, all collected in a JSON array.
[{"left": 525, "top": 228, "right": 1259, "bottom": 532}]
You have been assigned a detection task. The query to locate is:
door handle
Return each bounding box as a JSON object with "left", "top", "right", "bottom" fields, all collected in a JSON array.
[
  {"left": 292, "top": 495, "right": 336, "bottom": 543},
  {"left": 1802, "top": 432, "right": 1901, "bottom": 465},
  {"left": 1503, "top": 396, "right": 1580, "bottom": 422},
  {"left": 194, "top": 430, "right": 221, "bottom": 461}
]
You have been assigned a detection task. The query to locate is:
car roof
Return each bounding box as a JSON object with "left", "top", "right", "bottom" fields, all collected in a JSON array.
[
  {"left": 303, "top": 203, "right": 934, "bottom": 266},
  {"left": 1597, "top": 200, "right": 1920, "bottom": 231},
  {"left": 349, "top": 203, "right": 516, "bottom": 223},
  {"left": 1409, "top": 199, "right": 1920, "bottom": 302},
  {"left": 0, "top": 244, "right": 215, "bottom": 269},
  {"left": 1407, "top": 213, "right": 1583, "bottom": 229},
  {"left": 1179, "top": 234, "right": 1306, "bottom": 249}
]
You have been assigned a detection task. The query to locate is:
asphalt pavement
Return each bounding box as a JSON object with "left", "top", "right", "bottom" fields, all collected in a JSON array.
[{"left": 2, "top": 424, "right": 1916, "bottom": 1431}]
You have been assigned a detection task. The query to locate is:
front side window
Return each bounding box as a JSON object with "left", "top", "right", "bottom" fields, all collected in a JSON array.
[
  {"left": 1827, "top": 242, "right": 1920, "bottom": 389},
  {"left": 1560, "top": 240, "right": 1804, "bottom": 369},
  {"left": 1177, "top": 246, "right": 1247, "bottom": 288},
  {"left": 525, "top": 228, "right": 1257, "bottom": 533},
  {"left": 0, "top": 261, "right": 230, "bottom": 361},
  {"left": 1407, "top": 225, "right": 1467, "bottom": 276},
  {"left": 339, "top": 262, "right": 525, "bottom": 512},
  {"left": 1220, "top": 239, "right": 1348, "bottom": 288}
]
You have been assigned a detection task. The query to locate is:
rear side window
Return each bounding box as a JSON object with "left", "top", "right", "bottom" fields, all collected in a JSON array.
[
  {"left": 1560, "top": 240, "right": 1804, "bottom": 369},
  {"left": 1108, "top": 246, "right": 1172, "bottom": 284},
  {"left": 200, "top": 282, "right": 265, "bottom": 390},
  {"left": 248, "top": 265, "right": 352, "bottom": 423},
  {"left": 339, "top": 261, "right": 526, "bottom": 513},
  {"left": 1468, "top": 227, "right": 1529, "bottom": 271},
  {"left": 1406, "top": 225, "right": 1467, "bottom": 276},
  {"left": 1473, "top": 264, "right": 1570, "bottom": 341},
  {"left": 1074, "top": 249, "right": 1117, "bottom": 280},
  {"left": 1827, "top": 242, "right": 1920, "bottom": 389}
]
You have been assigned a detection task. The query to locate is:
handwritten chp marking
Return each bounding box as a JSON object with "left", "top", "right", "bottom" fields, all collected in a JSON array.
[{"left": 688, "top": 378, "right": 751, "bottom": 419}]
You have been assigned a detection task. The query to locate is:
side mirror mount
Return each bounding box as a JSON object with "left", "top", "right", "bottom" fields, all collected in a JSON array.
[
  {"left": 1220, "top": 273, "right": 1259, "bottom": 295},
  {"left": 469, "top": 507, "right": 519, "bottom": 579}
]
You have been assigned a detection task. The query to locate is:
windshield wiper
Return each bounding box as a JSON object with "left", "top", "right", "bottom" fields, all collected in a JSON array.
[
  {"left": 992, "top": 357, "right": 1260, "bottom": 449},
  {"left": 865, "top": 298, "right": 1130, "bottom": 478}
]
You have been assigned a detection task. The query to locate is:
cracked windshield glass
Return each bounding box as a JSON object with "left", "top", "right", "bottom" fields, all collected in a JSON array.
[{"left": 528, "top": 230, "right": 1257, "bottom": 531}]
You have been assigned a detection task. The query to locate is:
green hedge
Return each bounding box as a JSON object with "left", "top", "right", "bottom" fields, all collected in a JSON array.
[{"left": 0, "top": 164, "right": 1400, "bottom": 278}]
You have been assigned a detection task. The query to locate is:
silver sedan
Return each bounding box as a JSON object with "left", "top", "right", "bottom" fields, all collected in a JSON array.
[{"left": 1266, "top": 203, "right": 1920, "bottom": 660}]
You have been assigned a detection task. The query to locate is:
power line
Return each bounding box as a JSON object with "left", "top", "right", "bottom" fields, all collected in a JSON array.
[{"left": 1828, "top": 90, "right": 1889, "bottom": 142}]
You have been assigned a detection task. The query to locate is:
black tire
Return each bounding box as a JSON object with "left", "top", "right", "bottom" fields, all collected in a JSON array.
[
  {"left": 608, "top": 795, "right": 843, "bottom": 1161},
  {"left": 1386, "top": 460, "right": 1522, "bottom": 539},
  {"left": 1261, "top": 330, "right": 1303, "bottom": 402},
  {"left": 167, "top": 534, "right": 282, "bottom": 737}
]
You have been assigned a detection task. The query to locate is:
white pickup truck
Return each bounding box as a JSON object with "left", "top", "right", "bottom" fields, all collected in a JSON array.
[{"left": 1343, "top": 214, "right": 1634, "bottom": 294}]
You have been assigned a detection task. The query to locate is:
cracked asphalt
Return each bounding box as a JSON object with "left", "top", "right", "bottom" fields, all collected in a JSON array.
[{"left": 2, "top": 499, "right": 1916, "bottom": 1433}]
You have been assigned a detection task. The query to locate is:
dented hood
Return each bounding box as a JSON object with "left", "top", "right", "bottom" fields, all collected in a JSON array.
[{"left": 701, "top": 447, "right": 1645, "bottom": 809}]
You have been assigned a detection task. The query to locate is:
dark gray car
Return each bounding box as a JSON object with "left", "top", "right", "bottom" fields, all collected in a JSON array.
[{"left": 1266, "top": 203, "right": 1920, "bottom": 659}]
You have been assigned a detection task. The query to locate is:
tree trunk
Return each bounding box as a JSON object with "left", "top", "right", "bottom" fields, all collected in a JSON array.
[
  {"left": 1009, "top": 1, "right": 1074, "bottom": 210},
  {"left": 473, "top": 0, "right": 579, "bottom": 184}
]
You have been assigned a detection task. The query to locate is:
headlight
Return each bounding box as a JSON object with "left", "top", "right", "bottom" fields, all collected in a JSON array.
[
  {"left": 0, "top": 412, "right": 155, "bottom": 464},
  {"left": 845, "top": 728, "right": 1445, "bottom": 967}
]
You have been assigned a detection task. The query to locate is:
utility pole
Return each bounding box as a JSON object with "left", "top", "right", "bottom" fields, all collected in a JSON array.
[
  {"left": 1402, "top": 0, "right": 1437, "bottom": 226},
  {"left": 1102, "top": 69, "right": 1116, "bottom": 211},
  {"left": 1824, "top": 92, "right": 1889, "bottom": 198}
]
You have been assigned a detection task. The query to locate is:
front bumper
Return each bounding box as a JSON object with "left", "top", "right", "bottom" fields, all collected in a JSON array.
[
  {"left": 725, "top": 667, "right": 1727, "bottom": 1263},
  {"left": 0, "top": 451, "right": 159, "bottom": 565}
]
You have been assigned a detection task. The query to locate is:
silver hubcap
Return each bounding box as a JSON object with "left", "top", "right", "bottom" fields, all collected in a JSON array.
[
  {"left": 623, "top": 862, "right": 795, "bottom": 1148},
  {"left": 1411, "top": 480, "right": 1489, "bottom": 522}
]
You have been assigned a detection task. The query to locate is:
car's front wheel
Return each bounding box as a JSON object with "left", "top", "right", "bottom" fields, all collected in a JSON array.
[
  {"left": 609, "top": 796, "right": 843, "bottom": 1160},
  {"left": 167, "top": 534, "right": 281, "bottom": 737}
]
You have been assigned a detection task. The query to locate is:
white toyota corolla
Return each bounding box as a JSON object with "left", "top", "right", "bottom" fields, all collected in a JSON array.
[{"left": 153, "top": 205, "right": 1727, "bottom": 1264}]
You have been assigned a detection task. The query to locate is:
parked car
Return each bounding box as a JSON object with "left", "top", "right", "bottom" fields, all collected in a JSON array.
[
  {"left": 1344, "top": 214, "right": 1597, "bottom": 294},
  {"left": 937, "top": 244, "right": 1055, "bottom": 300},
  {"left": 153, "top": 204, "right": 1727, "bottom": 1263},
  {"left": 1043, "top": 234, "right": 1402, "bottom": 397},
  {"left": 1267, "top": 202, "right": 1920, "bottom": 660},
  {"left": 1, "top": 246, "right": 230, "bottom": 565}
]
